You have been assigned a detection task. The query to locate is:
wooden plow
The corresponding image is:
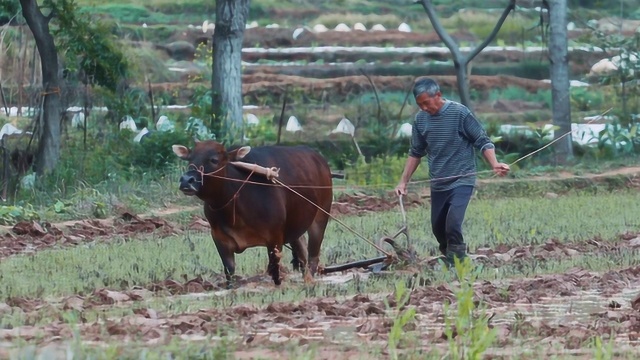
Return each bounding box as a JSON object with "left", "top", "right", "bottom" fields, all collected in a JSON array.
[{"left": 318, "top": 194, "right": 419, "bottom": 275}]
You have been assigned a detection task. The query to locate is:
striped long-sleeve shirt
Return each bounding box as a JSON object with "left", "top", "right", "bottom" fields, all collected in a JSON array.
[{"left": 409, "top": 100, "right": 495, "bottom": 192}]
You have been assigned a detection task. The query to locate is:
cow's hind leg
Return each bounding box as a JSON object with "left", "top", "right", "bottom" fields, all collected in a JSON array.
[
  {"left": 288, "top": 235, "right": 308, "bottom": 273},
  {"left": 307, "top": 209, "right": 331, "bottom": 277},
  {"left": 267, "top": 245, "right": 283, "bottom": 286}
]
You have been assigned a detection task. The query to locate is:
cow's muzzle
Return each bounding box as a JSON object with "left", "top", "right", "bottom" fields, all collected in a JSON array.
[{"left": 179, "top": 170, "right": 202, "bottom": 195}]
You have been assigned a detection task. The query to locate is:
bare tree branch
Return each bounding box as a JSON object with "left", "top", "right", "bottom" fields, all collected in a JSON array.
[
  {"left": 466, "top": 0, "right": 516, "bottom": 62},
  {"left": 416, "top": 0, "right": 516, "bottom": 110},
  {"left": 359, "top": 68, "right": 382, "bottom": 125},
  {"left": 417, "top": 0, "right": 463, "bottom": 60}
]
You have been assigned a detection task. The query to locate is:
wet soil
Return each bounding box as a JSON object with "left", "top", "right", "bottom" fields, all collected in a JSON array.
[
  {"left": 2, "top": 256, "right": 640, "bottom": 357},
  {"left": 1, "top": 171, "right": 640, "bottom": 357},
  {"left": 0, "top": 192, "right": 417, "bottom": 259}
]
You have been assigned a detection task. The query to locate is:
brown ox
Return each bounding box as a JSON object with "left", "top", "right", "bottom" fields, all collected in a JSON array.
[{"left": 172, "top": 140, "right": 333, "bottom": 286}]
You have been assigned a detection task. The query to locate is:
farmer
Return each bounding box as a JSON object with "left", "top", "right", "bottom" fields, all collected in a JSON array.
[{"left": 394, "top": 77, "right": 510, "bottom": 267}]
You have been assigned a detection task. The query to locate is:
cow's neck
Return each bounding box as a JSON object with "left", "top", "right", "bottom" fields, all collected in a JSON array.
[{"left": 204, "top": 165, "right": 250, "bottom": 218}]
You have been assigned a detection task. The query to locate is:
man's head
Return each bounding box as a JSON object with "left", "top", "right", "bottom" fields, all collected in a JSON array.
[{"left": 413, "top": 77, "right": 445, "bottom": 115}]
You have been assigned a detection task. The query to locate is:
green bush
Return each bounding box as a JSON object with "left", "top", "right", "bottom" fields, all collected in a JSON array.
[
  {"left": 80, "top": 4, "right": 186, "bottom": 25},
  {"left": 50, "top": 131, "right": 136, "bottom": 187},
  {"left": 342, "top": 154, "right": 429, "bottom": 188},
  {"left": 35, "top": 127, "right": 190, "bottom": 197},
  {"left": 86, "top": 4, "right": 152, "bottom": 24},
  {"left": 124, "top": 43, "right": 178, "bottom": 84},
  {"left": 129, "top": 129, "right": 193, "bottom": 170},
  {"left": 571, "top": 87, "right": 605, "bottom": 112},
  {"left": 489, "top": 86, "right": 552, "bottom": 109},
  {"left": 0, "top": 204, "right": 40, "bottom": 226},
  {"left": 98, "top": 86, "right": 151, "bottom": 127},
  {"left": 469, "top": 15, "right": 537, "bottom": 45},
  {"left": 151, "top": 0, "right": 216, "bottom": 15}
]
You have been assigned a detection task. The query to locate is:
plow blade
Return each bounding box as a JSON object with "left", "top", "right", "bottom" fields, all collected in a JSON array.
[{"left": 319, "top": 255, "right": 391, "bottom": 275}]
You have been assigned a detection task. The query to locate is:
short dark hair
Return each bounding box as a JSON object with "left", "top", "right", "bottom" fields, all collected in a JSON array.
[{"left": 413, "top": 77, "right": 440, "bottom": 98}]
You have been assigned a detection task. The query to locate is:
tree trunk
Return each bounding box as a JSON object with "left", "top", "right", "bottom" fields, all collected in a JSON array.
[
  {"left": 212, "top": 0, "right": 250, "bottom": 143},
  {"left": 455, "top": 61, "right": 472, "bottom": 107},
  {"left": 19, "top": 0, "right": 62, "bottom": 175},
  {"left": 419, "top": 0, "right": 515, "bottom": 113},
  {"left": 548, "top": 0, "right": 573, "bottom": 163}
]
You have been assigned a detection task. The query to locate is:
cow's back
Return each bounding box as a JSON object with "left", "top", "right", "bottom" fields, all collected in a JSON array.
[
  {"left": 240, "top": 145, "right": 330, "bottom": 185},
  {"left": 231, "top": 145, "right": 332, "bottom": 239}
]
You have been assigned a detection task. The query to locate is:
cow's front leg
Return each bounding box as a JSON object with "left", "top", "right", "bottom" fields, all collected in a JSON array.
[
  {"left": 212, "top": 235, "right": 236, "bottom": 289},
  {"left": 267, "top": 245, "right": 283, "bottom": 286}
]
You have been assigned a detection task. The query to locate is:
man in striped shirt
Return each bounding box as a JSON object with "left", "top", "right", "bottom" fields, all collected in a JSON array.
[{"left": 395, "top": 77, "right": 510, "bottom": 268}]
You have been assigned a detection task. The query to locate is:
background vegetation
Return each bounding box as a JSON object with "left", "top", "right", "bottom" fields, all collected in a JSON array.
[{"left": 0, "top": 0, "right": 637, "bottom": 223}]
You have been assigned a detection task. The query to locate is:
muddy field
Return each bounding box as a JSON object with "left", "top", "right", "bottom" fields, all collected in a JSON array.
[{"left": 1, "top": 171, "right": 640, "bottom": 359}]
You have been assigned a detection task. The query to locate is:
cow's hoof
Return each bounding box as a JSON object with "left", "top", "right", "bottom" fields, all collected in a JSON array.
[
  {"left": 224, "top": 276, "right": 239, "bottom": 290},
  {"left": 303, "top": 271, "right": 314, "bottom": 284}
]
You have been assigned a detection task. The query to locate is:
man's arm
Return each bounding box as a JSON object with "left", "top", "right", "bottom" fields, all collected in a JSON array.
[
  {"left": 395, "top": 156, "right": 421, "bottom": 195},
  {"left": 481, "top": 147, "right": 500, "bottom": 168},
  {"left": 461, "top": 111, "right": 510, "bottom": 177},
  {"left": 482, "top": 147, "right": 510, "bottom": 176}
]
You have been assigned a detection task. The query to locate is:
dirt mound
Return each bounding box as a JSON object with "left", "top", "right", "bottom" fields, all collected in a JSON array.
[
  {"left": 331, "top": 192, "right": 424, "bottom": 216},
  {"left": 0, "top": 213, "right": 180, "bottom": 259},
  {"left": 0, "top": 193, "right": 420, "bottom": 259},
  {"left": 144, "top": 72, "right": 554, "bottom": 106},
  {"left": 242, "top": 74, "right": 551, "bottom": 100},
  {"left": 473, "top": 236, "right": 631, "bottom": 266}
]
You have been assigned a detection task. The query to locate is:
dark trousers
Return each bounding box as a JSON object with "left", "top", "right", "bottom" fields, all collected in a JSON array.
[{"left": 430, "top": 185, "right": 474, "bottom": 256}]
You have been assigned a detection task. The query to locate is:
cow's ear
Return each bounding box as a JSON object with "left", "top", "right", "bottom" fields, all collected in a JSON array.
[
  {"left": 172, "top": 145, "right": 190, "bottom": 160},
  {"left": 236, "top": 146, "right": 251, "bottom": 159},
  {"left": 229, "top": 146, "right": 251, "bottom": 161}
]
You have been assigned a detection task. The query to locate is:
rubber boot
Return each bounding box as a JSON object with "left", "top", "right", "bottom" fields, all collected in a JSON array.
[
  {"left": 439, "top": 244, "right": 447, "bottom": 257},
  {"left": 445, "top": 244, "right": 468, "bottom": 269}
]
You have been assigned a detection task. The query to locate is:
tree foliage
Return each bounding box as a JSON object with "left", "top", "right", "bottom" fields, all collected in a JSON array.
[
  {"left": 588, "top": 29, "right": 640, "bottom": 123},
  {"left": 1, "top": 0, "right": 130, "bottom": 175},
  {"left": 0, "top": 0, "right": 20, "bottom": 25},
  {"left": 49, "top": 0, "right": 129, "bottom": 91},
  {"left": 1, "top": 0, "right": 129, "bottom": 91}
]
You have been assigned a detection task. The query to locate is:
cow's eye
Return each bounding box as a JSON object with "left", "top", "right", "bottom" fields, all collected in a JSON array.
[{"left": 210, "top": 157, "right": 218, "bottom": 164}]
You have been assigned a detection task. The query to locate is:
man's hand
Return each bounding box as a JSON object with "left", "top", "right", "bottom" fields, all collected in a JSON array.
[
  {"left": 492, "top": 163, "right": 510, "bottom": 177},
  {"left": 395, "top": 182, "right": 408, "bottom": 196}
]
